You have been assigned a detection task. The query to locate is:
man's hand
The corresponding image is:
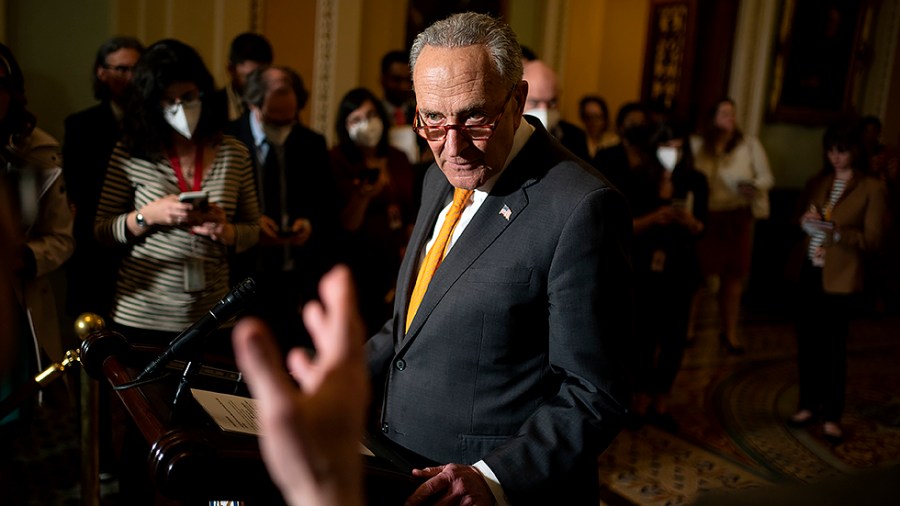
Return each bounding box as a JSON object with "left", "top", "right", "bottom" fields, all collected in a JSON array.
[
  {"left": 287, "top": 218, "right": 313, "bottom": 246},
  {"left": 406, "top": 463, "right": 496, "bottom": 506},
  {"left": 257, "top": 214, "right": 286, "bottom": 246},
  {"left": 233, "top": 265, "right": 369, "bottom": 506}
]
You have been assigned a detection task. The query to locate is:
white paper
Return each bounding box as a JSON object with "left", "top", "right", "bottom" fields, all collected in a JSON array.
[
  {"left": 191, "top": 388, "right": 376, "bottom": 456},
  {"left": 192, "top": 389, "right": 261, "bottom": 435}
]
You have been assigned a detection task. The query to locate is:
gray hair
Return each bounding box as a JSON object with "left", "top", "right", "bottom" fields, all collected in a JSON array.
[
  {"left": 409, "top": 12, "right": 523, "bottom": 91},
  {"left": 243, "top": 65, "right": 309, "bottom": 111}
]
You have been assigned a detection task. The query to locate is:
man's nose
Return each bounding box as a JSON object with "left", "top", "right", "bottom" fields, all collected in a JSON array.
[{"left": 443, "top": 128, "right": 470, "bottom": 156}]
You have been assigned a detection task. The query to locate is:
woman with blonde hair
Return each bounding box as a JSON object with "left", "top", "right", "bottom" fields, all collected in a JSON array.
[{"left": 691, "top": 97, "right": 774, "bottom": 354}]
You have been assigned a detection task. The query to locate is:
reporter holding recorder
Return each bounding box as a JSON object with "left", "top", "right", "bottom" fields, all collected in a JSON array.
[{"left": 94, "top": 38, "right": 260, "bottom": 347}]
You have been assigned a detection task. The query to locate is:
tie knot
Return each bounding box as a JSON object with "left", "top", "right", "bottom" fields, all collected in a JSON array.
[{"left": 452, "top": 188, "right": 473, "bottom": 210}]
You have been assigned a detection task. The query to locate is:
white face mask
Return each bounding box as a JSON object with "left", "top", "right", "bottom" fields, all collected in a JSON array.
[
  {"left": 348, "top": 117, "right": 384, "bottom": 148},
  {"left": 163, "top": 101, "right": 202, "bottom": 140},
  {"left": 263, "top": 122, "right": 294, "bottom": 146},
  {"left": 525, "top": 107, "right": 561, "bottom": 131},
  {"left": 657, "top": 146, "right": 681, "bottom": 172}
]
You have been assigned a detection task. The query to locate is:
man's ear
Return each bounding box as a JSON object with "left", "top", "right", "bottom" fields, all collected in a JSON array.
[
  {"left": 510, "top": 80, "right": 529, "bottom": 129},
  {"left": 514, "top": 80, "right": 529, "bottom": 116}
]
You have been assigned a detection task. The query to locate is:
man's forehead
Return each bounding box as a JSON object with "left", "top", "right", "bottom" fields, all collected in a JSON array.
[
  {"left": 264, "top": 69, "right": 291, "bottom": 86},
  {"left": 106, "top": 48, "right": 139, "bottom": 63},
  {"left": 413, "top": 45, "right": 503, "bottom": 107}
]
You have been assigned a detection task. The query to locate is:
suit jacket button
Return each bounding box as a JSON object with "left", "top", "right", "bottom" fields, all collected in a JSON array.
[
  {"left": 395, "top": 359, "right": 406, "bottom": 371},
  {"left": 381, "top": 422, "right": 389, "bottom": 433}
]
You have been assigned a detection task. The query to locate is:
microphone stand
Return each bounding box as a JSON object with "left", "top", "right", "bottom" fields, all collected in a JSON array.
[{"left": 172, "top": 355, "right": 204, "bottom": 406}]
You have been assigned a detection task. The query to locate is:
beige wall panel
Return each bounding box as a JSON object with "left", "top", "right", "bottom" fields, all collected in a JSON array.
[
  {"left": 262, "top": 0, "right": 317, "bottom": 125},
  {"left": 139, "top": 2, "right": 171, "bottom": 48},
  {"left": 6, "top": 0, "right": 111, "bottom": 141},
  {"left": 112, "top": 0, "right": 144, "bottom": 42},
  {"left": 358, "top": 0, "right": 408, "bottom": 100},
  {"left": 172, "top": 1, "right": 218, "bottom": 66},
  {"left": 594, "top": 0, "right": 649, "bottom": 125},
  {"left": 113, "top": 0, "right": 255, "bottom": 89},
  {"left": 560, "top": 1, "right": 608, "bottom": 123},
  {"left": 508, "top": 0, "right": 546, "bottom": 53}
]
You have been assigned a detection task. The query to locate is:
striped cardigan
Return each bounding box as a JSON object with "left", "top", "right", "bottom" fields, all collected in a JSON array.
[{"left": 94, "top": 136, "right": 260, "bottom": 333}]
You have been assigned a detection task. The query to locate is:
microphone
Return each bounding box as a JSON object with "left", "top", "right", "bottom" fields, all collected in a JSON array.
[{"left": 134, "top": 277, "right": 257, "bottom": 382}]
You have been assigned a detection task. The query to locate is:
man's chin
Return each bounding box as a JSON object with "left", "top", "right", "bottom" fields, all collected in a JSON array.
[{"left": 440, "top": 167, "right": 484, "bottom": 190}]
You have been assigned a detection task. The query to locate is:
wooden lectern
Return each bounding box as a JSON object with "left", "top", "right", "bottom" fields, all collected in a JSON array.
[{"left": 79, "top": 329, "right": 420, "bottom": 504}]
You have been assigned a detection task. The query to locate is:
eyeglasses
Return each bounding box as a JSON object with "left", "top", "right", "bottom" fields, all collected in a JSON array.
[
  {"left": 102, "top": 64, "right": 135, "bottom": 74},
  {"left": 414, "top": 86, "right": 516, "bottom": 142},
  {"left": 160, "top": 90, "right": 204, "bottom": 108}
]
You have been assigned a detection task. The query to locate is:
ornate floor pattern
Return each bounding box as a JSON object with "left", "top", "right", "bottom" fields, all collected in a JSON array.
[{"left": 598, "top": 289, "right": 900, "bottom": 505}]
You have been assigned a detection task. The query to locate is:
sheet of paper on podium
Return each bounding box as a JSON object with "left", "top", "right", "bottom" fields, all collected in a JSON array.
[{"left": 191, "top": 389, "right": 375, "bottom": 456}]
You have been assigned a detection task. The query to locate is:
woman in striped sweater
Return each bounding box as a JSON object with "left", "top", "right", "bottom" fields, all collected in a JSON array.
[{"left": 94, "top": 39, "right": 260, "bottom": 345}]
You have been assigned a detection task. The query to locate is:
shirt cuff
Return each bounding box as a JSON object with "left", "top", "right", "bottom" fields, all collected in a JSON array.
[{"left": 472, "top": 460, "right": 510, "bottom": 506}]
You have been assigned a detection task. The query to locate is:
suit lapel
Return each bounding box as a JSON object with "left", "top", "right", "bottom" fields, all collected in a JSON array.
[
  {"left": 396, "top": 180, "right": 453, "bottom": 339},
  {"left": 401, "top": 161, "right": 538, "bottom": 346},
  {"left": 398, "top": 121, "right": 553, "bottom": 346}
]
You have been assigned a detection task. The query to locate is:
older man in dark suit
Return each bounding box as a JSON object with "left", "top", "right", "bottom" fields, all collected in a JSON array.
[
  {"left": 227, "top": 65, "right": 342, "bottom": 351},
  {"left": 365, "top": 12, "right": 633, "bottom": 505}
]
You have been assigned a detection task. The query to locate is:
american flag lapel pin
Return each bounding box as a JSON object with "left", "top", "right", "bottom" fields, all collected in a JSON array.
[{"left": 499, "top": 204, "right": 512, "bottom": 221}]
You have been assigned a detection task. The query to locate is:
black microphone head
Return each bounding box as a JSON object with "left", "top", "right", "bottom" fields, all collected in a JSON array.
[
  {"left": 228, "top": 277, "right": 257, "bottom": 304},
  {"left": 211, "top": 277, "right": 257, "bottom": 321}
]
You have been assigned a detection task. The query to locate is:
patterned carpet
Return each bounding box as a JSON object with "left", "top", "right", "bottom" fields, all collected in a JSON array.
[{"left": 598, "top": 290, "right": 900, "bottom": 505}]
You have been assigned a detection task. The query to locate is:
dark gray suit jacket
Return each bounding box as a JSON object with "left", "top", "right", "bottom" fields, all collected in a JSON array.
[{"left": 366, "top": 117, "right": 633, "bottom": 504}]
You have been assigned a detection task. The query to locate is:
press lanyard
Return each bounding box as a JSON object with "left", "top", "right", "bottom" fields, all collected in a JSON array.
[{"left": 168, "top": 146, "right": 204, "bottom": 192}]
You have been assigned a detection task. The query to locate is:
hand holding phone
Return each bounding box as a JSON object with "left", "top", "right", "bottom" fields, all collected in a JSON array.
[{"left": 179, "top": 191, "right": 209, "bottom": 210}]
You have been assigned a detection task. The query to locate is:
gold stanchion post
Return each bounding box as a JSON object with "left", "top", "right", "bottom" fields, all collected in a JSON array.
[{"left": 75, "top": 313, "right": 105, "bottom": 506}]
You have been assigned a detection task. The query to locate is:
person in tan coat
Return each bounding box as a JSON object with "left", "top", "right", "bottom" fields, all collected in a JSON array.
[
  {"left": 1, "top": 42, "right": 75, "bottom": 425},
  {"left": 788, "top": 120, "right": 888, "bottom": 443}
]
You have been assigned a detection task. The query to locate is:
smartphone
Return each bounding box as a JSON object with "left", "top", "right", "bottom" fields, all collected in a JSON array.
[{"left": 178, "top": 191, "right": 209, "bottom": 210}]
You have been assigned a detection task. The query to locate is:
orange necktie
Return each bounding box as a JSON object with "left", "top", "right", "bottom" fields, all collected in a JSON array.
[{"left": 406, "top": 188, "right": 473, "bottom": 332}]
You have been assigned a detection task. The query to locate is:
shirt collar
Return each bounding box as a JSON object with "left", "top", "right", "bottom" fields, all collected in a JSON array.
[
  {"left": 248, "top": 110, "right": 267, "bottom": 148},
  {"left": 109, "top": 101, "right": 125, "bottom": 123},
  {"left": 475, "top": 118, "right": 535, "bottom": 196}
]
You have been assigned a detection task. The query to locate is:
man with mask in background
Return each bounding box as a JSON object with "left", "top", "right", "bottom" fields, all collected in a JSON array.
[
  {"left": 228, "top": 65, "right": 342, "bottom": 352},
  {"left": 594, "top": 101, "right": 652, "bottom": 196},
  {"left": 522, "top": 59, "right": 589, "bottom": 162}
]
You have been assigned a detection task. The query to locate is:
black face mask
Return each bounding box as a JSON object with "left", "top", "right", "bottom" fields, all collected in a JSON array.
[{"left": 622, "top": 124, "right": 653, "bottom": 147}]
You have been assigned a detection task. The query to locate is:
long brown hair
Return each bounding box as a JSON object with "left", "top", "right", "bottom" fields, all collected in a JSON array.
[{"left": 700, "top": 97, "right": 743, "bottom": 157}]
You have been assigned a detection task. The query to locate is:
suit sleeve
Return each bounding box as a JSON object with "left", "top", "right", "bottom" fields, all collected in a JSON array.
[
  {"left": 483, "top": 184, "right": 633, "bottom": 499},
  {"left": 840, "top": 179, "right": 887, "bottom": 253},
  {"left": 229, "top": 143, "right": 262, "bottom": 254}
]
